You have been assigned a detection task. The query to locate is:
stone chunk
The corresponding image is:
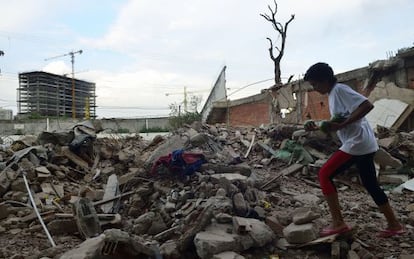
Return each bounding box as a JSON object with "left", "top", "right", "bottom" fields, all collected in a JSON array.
[
  {"left": 194, "top": 225, "right": 239, "bottom": 259},
  {"left": 347, "top": 250, "right": 360, "bottom": 259},
  {"left": 0, "top": 172, "right": 11, "bottom": 196},
  {"left": 293, "top": 194, "right": 321, "bottom": 205},
  {"left": 213, "top": 251, "right": 246, "bottom": 259},
  {"left": 283, "top": 223, "right": 317, "bottom": 244},
  {"left": 0, "top": 204, "right": 11, "bottom": 220},
  {"left": 241, "top": 217, "right": 275, "bottom": 247},
  {"left": 265, "top": 215, "right": 284, "bottom": 236},
  {"left": 11, "top": 178, "right": 26, "bottom": 192},
  {"left": 232, "top": 193, "right": 248, "bottom": 216},
  {"left": 47, "top": 219, "right": 78, "bottom": 235},
  {"left": 292, "top": 207, "right": 320, "bottom": 224}
]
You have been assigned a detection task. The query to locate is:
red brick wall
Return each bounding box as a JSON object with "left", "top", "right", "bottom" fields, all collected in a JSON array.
[
  {"left": 301, "top": 79, "right": 368, "bottom": 122},
  {"left": 302, "top": 91, "right": 330, "bottom": 121},
  {"left": 229, "top": 101, "right": 270, "bottom": 126}
]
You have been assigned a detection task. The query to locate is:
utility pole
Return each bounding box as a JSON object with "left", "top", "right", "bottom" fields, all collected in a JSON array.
[
  {"left": 45, "top": 50, "right": 83, "bottom": 119},
  {"left": 0, "top": 50, "right": 4, "bottom": 75}
]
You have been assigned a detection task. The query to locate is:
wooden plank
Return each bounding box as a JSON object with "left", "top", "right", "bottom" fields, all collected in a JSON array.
[
  {"left": 93, "top": 190, "right": 135, "bottom": 207},
  {"left": 261, "top": 163, "right": 304, "bottom": 190},
  {"left": 61, "top": 146, "right": 89, "bottom": 171},
  {"left": 257, "top": 141, "right": 278, "bottom": 157},
  {"left": 244, "top": 134, "right": 256, "bottom": 158}
]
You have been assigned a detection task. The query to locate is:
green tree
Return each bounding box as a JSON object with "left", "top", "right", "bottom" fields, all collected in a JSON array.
[{"left": 168, "top": 94, "right": 202, "bottom": 129}]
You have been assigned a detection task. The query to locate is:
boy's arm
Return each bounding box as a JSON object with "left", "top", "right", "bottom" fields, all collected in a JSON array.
[{"left": 329, "top": 100, "right": 374, "bottom": 131}]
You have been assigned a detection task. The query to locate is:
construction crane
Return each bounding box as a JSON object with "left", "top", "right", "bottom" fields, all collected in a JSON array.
[{"left": 45, "top": 50, "right": 83, "bottom": 119}]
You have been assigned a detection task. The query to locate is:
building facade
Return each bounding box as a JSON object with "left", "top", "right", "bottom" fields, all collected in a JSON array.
[
  {"left": 17, "top": 71, "right": 96, "bottom": 119},
  {"left": 0, "top": 108, "right": 13, "bottom": 120}
]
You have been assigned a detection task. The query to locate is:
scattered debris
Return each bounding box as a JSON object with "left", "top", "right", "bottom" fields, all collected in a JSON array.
[{"left": 0, "top": 121, "right": 413, "bottom": 258}]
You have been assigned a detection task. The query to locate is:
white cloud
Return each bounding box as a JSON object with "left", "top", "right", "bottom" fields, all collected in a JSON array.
[
  {"left": 2, "top": 0, "right": 414, "bottom": 118},
  {"left": 43, "top": 61, "right": 72, "bottom": 75}
]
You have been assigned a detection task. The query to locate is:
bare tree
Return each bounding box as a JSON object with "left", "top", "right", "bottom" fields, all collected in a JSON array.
[{"left": 260, "top": 0, "right": 294, "bottom": 87}]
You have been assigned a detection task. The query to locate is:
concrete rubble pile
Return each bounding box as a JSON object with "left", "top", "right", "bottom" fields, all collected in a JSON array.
[{"left": 0, "top": 121, "right": 413, "bottom": 259}]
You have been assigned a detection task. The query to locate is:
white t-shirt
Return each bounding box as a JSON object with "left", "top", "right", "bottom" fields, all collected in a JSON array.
[{"left": 328, "top": 83, "right": 378, "bottom": 155}]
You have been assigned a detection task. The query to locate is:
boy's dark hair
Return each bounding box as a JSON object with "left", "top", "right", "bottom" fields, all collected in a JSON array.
[{"left": 304, "top": 62, "right": 337, "bottom": 84}]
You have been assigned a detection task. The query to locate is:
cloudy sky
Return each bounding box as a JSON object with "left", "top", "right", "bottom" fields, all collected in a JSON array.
[{"left": 0, "top": 0, "right": 413, "bottom": 118}]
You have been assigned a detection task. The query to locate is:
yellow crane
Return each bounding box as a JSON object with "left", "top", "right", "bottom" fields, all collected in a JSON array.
[{"left": 45, "top": 50, "right": 83, "bottom": 119}]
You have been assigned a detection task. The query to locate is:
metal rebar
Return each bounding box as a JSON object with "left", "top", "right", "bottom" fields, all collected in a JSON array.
[{"left": 22, "top": 172, "right": 56, "bottom": 247}]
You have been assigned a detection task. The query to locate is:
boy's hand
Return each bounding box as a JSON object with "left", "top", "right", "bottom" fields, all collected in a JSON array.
[{"left": 304, "top": 120, "right": 319, "bottom": 131}]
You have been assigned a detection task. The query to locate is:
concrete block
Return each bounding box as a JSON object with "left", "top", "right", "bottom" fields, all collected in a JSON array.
[
  {"left": 374, "top": 148, "right": 402, "bottom": 168},
  {"left": 283, "top": 223, "right": 317, "bottom": 244},
  {"left": 244, "top": 217, "right": 275, "bottom": 247},
  {"left": 232, "top": 192, "right": 248, "bottom": 216}
]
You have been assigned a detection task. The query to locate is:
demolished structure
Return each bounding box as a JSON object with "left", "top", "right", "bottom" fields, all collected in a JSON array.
[
  {"left": 206, "top": 47, "right": 414, "bottom": 131},
  {"left": 0, "top": 118, "right": 413, "bottom": 258}
]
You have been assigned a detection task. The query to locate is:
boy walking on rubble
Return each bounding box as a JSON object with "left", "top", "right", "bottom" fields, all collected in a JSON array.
[{"left": 303, "top": 62, "right": 405, "bottom": 238}]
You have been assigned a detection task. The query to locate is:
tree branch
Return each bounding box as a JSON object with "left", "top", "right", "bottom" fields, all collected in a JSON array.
[{"left": 266, "top": 37, "right": 276, "bottom": 61}]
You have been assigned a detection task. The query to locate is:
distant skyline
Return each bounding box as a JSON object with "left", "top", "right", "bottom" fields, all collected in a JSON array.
[{"left": 1, "top": 0, "right": 413, "bottom": 118}]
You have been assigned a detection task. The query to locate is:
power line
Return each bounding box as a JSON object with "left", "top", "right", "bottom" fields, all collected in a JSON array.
[
  {"left": 227, "top": 78, "right": 274, "bottom": 97},
  {"left": 97, "top": 106, "right": 169, "bottom": 110}
]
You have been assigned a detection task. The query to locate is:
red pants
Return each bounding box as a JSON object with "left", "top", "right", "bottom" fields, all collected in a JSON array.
[{"left": 318, "top": 150, "right": 388, "bottom": 206}]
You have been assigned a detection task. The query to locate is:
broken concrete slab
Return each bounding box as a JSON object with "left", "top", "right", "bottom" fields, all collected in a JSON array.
[
  {"left": 378, "top": 136, "right": 398, "bottom": 149},
  {"left": 60, "top": 229, "right": 154, "bottom": 259},
  {"left": 211, "top": 173, "right": 248, "bottom": 183},
  {"left": 133, "top": 211, "right": 156, "bottom": 235},
  {"left": 35, "top": 166, "right": 52, "bottom": 178},
  {"left": 292, "top": 207, "right": 320, "bottom": 225},
  {"left": 146, "top": 135, "right": 187, "bottom": 166},
  {"left": 201, "top": 164, "right": 252, "bottom": 177},
  {"left": 293, "top": 194, "right": 321, "bottom": 205},
  {"left": 235, "top": 216, "right": 274, "bottom": 247},
  {"left": 100, "top": 174, "right": 119, "bottom": 213},
  {"left": 374, "top": 148, "right": 402, "bottom": 169},
  {"left": 59, "top": 233, "right": 105, "bottom": 259},
  {"left": 72, "top": 198, "right": 101, "bottom": 239},
  {"left": 194, "top": 224, "right": 239, "bottom": 259},
  {"left": 213, "top": 251, "right": 246, "bottom": 259},
  {"left": 159, "top": 240, "right": 181, "bottom": 259},
  {"left": 379, "top": 174, "right": 409, "bottom": 184}
]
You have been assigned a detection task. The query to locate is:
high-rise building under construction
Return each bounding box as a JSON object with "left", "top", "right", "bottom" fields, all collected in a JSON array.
[{"left": 17, "top": 71, "right": 96, "bottom": 119}]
